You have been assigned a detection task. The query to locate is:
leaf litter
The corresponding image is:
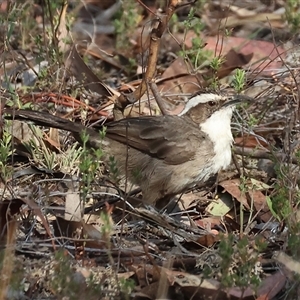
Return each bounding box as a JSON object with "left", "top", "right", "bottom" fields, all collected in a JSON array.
[{"left": 0, "top": 0, "right": 300, "bottom": 299}]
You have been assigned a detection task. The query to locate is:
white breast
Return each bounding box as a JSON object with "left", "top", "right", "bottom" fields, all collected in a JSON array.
[{"left": 200, "top": 107, "right": 234, "bottom": 174}]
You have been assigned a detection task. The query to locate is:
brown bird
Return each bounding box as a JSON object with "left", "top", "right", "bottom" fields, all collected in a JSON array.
[{"left": 4, "top": 93, "right": 246, "bottom": 206}]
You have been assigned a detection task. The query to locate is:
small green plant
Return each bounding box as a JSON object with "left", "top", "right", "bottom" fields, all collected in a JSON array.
[
  {"left": 108, "top": 155, "right": 120, "bottom": 183},
  {"left": 268, "top": 164, "right": 293, "bottom": 222},
  {"left": 79, "top": 130, "right": 105, "bottom": 201},
  {"left": 20, "top": 125, "right": 59, "bottom": 170},
  {"left": 218, "top": 234, "right": 265, "bottom": 290},
  {"left": 100, "top": 211, "right": 113, "bottom": 239},
  {"left": 247, "top": 114, "right": 259, "bottom": 127},
  {"left": 268, "top": 152, "right": 300, "bottom": 295},
  {"left": 50, "top": 251, "right": 81, "bottom": 299},
  {"left": 209, "top": 56, "right": 225, "bottom": 89},
  {"left": 210, "top": 56, "right": 225, "bottom": 72},
  {"left": 0, "top": 131, "right": 14, "bottom": 182},
  {"left": 179, "top": 8, "right": 213, "bottom": 70},
  {"left": 119, "top": 277, "right": 135, "bottom": 298},
  {"left": 232, "top": 69, "right": 246, "bottom": 93},
  {"left": 114, "top": 0, "right": 140, "bottom": 53},
  {"left": 285, "top": 0, "right": 300, "bottom": 33},
  {"left": 0, "top": 249, "right": 24, "bottom": 297},
  {"left": 59, "top": 143, "right": 85, "bottom": 174},
  {"left": 51, "top": 249, "right": 132, "bottom": 299},
  {"left": 287, "top": 223, "right": 300, "bottom": 259},
  {"left": 1, "top": 0, "right": 71, "bottom": 96}
]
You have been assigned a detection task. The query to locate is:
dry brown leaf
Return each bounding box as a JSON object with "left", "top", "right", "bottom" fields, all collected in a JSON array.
[
  {"left": 53, "top": 216, "right": 105, "bottom": 248},
  {"left": 158, "top": 47, "right": 252, "bottom": 94},
  {"left": 182, "top": 31, "right": 284, "bottom": 73},
  {"left": 220, "top": 12, "right": 284, "bottom": 29},
  {"left": 195, "top": 233, "right": 219, "bottom": 247},
  {"left": 194, "top": 217, "right": 222, "bottom": 230},
  {"left": 10, "top": 120, "right": 36, "bottom": 143},
  {"left": 65, "top": 188, "right": 82, "bottom": 221},
  {"left": 158, "top": 57, "right": 203, "bottom": 94},
  {"left": 0, "top": 199, "right": 23, "bottom": 244},
  {"left": 57, "top": 3, "right": 70, "bottom": 54},
  {"left": 220, "top": 179, "right": 263, "bottom": 208},
  {"left": 21, "top": 197, "right": 55, "bottom": 248},
  {"left": 161, "top": 269, "right": 229, "bottom": 300},
  {"left": 257, "top": 271, "right": 287, "bottom": 299},
  {"left": 204, "top": 36, "right": 285, "bottom": 72},
  {"left": 117, "top": 271, "right": 135, "bottom": 280},
  {"left": 216, "top": 48, "right": 253, "bottom": 78},
  {"left": 84, "top": 43, "right": 123, "bottom": 70},
  {"left": 220, "top": 178, "right": 272, "bottom": 222},
  {"left": 229, "top": 5, "right": 256, "bottom": 17},
  {"left": 65, "top": 44, "right": 115, "bottom": 97},
  {"left": 48, "top": 127, "right": 60, "bottom": 149},
  {"left": 235, "top": 135, "right": 269, "bottom": 148}
]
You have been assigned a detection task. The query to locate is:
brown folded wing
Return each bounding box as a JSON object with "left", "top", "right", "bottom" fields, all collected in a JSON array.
[{"left": 106, "top": 115, "right": 209, "bottom": 165}]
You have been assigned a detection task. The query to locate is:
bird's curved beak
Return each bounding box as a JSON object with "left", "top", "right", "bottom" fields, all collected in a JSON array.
[{"left": 222, "top": 95, "right": 253, "bottom": 107}]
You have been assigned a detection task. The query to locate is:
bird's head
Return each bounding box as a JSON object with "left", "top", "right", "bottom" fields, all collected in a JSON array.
[{"left": 179, "top": 93, "right": 250, "bottom": 125}]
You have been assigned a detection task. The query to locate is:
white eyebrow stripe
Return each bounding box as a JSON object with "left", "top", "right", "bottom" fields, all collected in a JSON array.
[{"left": 179, "top": 94, "right": 224, "bottom": 116}]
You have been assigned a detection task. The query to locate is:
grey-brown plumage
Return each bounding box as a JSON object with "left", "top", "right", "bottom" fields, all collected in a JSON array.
[{"left": 4, "top": 93, "right": 244, "bottom": 205}]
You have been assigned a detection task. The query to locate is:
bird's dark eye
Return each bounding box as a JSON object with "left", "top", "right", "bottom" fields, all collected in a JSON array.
[{"left": 208, "top": 101, "right": 216, "bottom": 106}]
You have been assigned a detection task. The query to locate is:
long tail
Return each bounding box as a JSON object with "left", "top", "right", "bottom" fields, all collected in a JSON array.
[{"left": 3, "top": 108, "right": 104, "bottom": 148}]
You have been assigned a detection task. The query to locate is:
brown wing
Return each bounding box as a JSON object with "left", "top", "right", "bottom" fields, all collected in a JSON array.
[{"left": 106, "top": 115, "right": 209, "bottom": 165}]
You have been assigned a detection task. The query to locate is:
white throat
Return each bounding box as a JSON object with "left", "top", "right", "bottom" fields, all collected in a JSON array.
[{"left": 200, "top": 107, "right": 234, "bottom": 172}]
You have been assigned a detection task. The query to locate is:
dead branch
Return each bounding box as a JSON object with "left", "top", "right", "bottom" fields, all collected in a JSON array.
[
  {"left": 234, "top": 146, "right": 299, "bottom": 165},
  {"left": 113, "top": 0, "right": 179, "bottom": 120}
]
